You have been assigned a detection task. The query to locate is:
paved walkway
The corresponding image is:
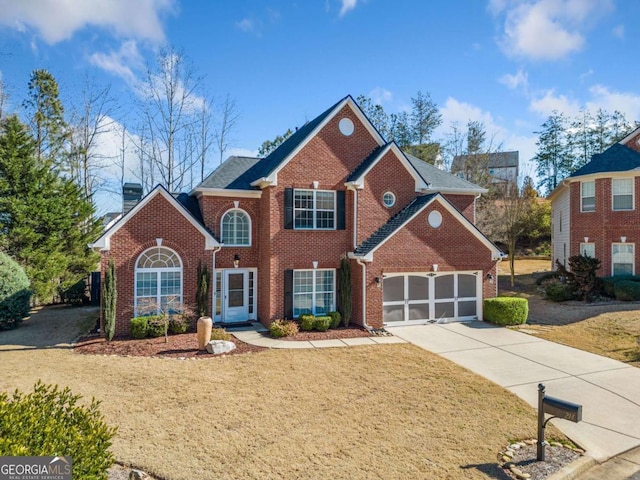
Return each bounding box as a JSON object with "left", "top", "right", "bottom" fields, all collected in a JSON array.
[
  {"left": 388, "top": 321, "right": 640, "bottom": 463},
  {"left": 231, "top": 323, "right": 407, "bottom": 349}
]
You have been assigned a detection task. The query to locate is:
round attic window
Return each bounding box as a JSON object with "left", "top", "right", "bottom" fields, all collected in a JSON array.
[
  {"left": 428, "top": 210, "right": 442, "bottom": 228},
  {"left": 338, "top": 118, "right": 354, "bottom": 136},
  {"left": 382, "top": 191, "right": 396, "bottom": 208}
]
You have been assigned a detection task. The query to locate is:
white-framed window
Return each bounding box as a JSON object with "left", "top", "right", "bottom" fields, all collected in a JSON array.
[
  {"left": 581, "top": 181, "right": 595, "bottom": 212},
  {"left": 580, "top": 242, "right": 595, "bottom": 258},
  {"left": 612, "top": 243, "right": 634, "bottom": 276},
  {"left": 221, "top": 209, "right": 251, "bottom": 246},
  {"left": 612, "top": 178, "right": 634, "bottom": 211},
  {"left": 135, "top": 247, "right": 182, "bottom": 316},
  {"left": 382, "top": 191, "right": 396, "bottom": 208},
  {"left": 294, "top": 189, "right": 336, "bottom": 229},
  {"left": 293, "top": 269, "right": 335, "bottom": 317}
]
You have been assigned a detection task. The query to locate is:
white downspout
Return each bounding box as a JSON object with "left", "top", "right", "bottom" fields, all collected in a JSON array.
[
  {"left": 355, "top": 258, "right": 370, "bottom": 329},
  {"left": 474, "top": 193, "right": 482, "bottom": 224}
]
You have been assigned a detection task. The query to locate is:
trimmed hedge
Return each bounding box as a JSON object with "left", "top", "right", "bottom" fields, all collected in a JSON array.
[
  {"left": 313, "top": 316, "right": 331, "bottom": 332},
  {"left": 484, "top": 297, "right": 528, "bottom": 326},
  {"left": 168, "top": 315, "right": 189, "bottom": 334},
  {"left": 614, "top": 281, "right": 640, "bottom": 301},
  {"left": 130, "top": 317, "right": 148, "bottom": 339},
  {"left": 146, "top": 316, "right": 166, "bottom": 337},
  {"left": 299, "top": 314, "right": 315, "bottom": 331},
  {"left": 545, "top": 283, "right": 574, "bottom": 302},
  {"left": 328, "top": 311, "right": 342, "bottom": 328}
]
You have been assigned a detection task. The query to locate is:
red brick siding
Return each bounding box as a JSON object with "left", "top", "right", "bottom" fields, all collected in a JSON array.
[
  {"left": 442, "top": 194, "right": 476, "bottom": 223},
  {"left": 357, "top": 151, "right": 418, "bottom": 244},
  {"left": 101, "top": 193, "right": 212, "bottom": 337},
  {"left": 570, "top": 176, "right": 640, "bottom": 275},
  {"left": 199, "top": 196, "right": 261, "bottom": 270},
  {"left": 623, "top": 132, "right": 640, "bottom": 153},
  {"left": 362, "top": 202, "right": 497, "bottom": 328}
]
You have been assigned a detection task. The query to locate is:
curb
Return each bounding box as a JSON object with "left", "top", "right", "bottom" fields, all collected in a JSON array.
[{"left": 546, "top": 455, "right": 597, "bottom": 480}]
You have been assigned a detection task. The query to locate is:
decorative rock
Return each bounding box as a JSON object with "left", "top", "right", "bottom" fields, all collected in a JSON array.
[
  {"left": 518, "top": 473, "right": 531, "bottom": 479},
  {"left": 524, "top": 439, "right": 536, "bottom": 445},
  {"left": 206, "top": 340, "right": 236, "bottom": 355},
  {"left": 129, "top": 469, "right": 149, "bottom": 480},
  {"left": 502, "top": 455, "right": 511, "bottom": 462},
  {"left": 504, "top": 449, "right": 515, "bottom": 458},
  {"left": 551, "top": 441, "right": 563, "bottom": 447},
  {"left": 510, "top": 443, "right": 521, "bottom": 450}
]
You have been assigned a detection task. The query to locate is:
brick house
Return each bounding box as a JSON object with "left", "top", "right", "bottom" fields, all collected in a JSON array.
[
  {"left": 92, "top": 95, "right": 503, "bottom": 337},
  {"left": 549, "top": 126, "right": 640, "bottom": 275}
]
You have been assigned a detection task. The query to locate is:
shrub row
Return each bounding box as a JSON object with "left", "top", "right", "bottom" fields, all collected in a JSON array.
[
  {"left": 130, "top": 315, "right": 190, "bottom": 339},
  {"left": 484, "top": 297, "right": 528, "bottom": 325},
  {"left": 299, "top": 312, "right": 341, "bottom": 332},
  {"left": 269, "top": 320, "right": 299, "bottom": 338}
]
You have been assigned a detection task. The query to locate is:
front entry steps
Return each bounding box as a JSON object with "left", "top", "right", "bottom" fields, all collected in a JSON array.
[{"left": 215, "top": 321, "right": 268, "bottom": 332}]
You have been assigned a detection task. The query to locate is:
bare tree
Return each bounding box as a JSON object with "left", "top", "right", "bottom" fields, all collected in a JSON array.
[
  {"left": 214, "top": 94, "right": 239, "bottom": 165},
  {"left": 0, "top": 78, "right": 8, "bottom": 121},
  {"left": 138, "top": 46, "right": 203, "bottom": 192},
  {"left": 68, "top": 75, "right": 118, "bottom": 200}
]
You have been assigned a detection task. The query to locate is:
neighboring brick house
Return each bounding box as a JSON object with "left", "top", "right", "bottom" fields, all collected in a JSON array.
[
  {"left": 92, "top": 95, "right": 503, "bottom": 337},
  {"left": 549, "top": 126, "right": 640, "bottom": 275}
]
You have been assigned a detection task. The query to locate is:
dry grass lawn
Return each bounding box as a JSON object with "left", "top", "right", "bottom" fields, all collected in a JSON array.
[{"left": 0, "top": 306, "right": 561, "bottom": 480}]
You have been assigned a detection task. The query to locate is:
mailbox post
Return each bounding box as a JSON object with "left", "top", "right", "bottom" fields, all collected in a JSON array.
[{"left": 537, "top": 383, "right": 583, "bottom": 461}]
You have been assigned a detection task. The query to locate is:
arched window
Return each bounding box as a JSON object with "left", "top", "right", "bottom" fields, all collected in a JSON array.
[
  {"left": 135, "top": 247, "right": 182, "bottom": 316},
  {"left": 221, "top": 209, "right": 251, "bottom": 246}
]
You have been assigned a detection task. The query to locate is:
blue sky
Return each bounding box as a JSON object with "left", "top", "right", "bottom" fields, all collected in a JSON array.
[{"left": 1, "top": 0, "right": 639, "bottom": 213}]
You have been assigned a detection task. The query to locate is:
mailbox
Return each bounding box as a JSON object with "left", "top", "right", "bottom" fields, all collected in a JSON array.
[
  {"left": 537, "top": 384, "right": 583, "bottom": 461},
  {"left": 543, "top": 395, "right": 582, "bottom": 423}
]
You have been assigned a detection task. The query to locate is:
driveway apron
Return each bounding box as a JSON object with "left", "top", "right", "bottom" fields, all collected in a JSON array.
[{"left": 390, "top": 321, "right": 640, "bottom": 462}]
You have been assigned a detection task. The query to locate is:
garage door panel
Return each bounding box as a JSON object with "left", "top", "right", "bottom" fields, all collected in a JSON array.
[
  {"left": 435, "top": 275, "right": 454, "bottom": 299},
  {"left": 435, "top": 302, "right": 455, "bottom": 318},
  {"left": 408, "top": 275, "right": 429, "bottom": 300},
  {"left": 383, "top": 276, "right": 404, "bottom": 302},
  {"left": 383, "top": 304, "right": 404, "bottom": 322},
  {"left": 459, "top": 274, "right": 477, "bottom": 297},
  {"left": 409, "top": 303, "right": 429, "bottom": 320},
  {"left": 458, "top": 300, "right": 477, "bottom": 317}
]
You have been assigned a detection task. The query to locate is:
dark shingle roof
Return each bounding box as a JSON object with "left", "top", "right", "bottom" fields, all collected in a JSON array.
[
  {"left": 196, "top": 156, "right": 262, "bottom": 190},
  {"left": 570, "top": 143, "right": 640, "bottom": 177},
  {"left": 346, "top": 144, "right": 389, "bottom": 182},
  {"left": 405, "top": 154, "right": 484, "bottom": 192},
  {"left": 195, "top": 96, "right": 347, "bottom": 191},
  {"left": 174, "top": 192, "right": 205, "bottom": 225},
  {"left": 451, "top": 151, "right": 519, "bottom": 171},
  {"left": 354, "top": 194, "right": 437, "bottom": 256}
]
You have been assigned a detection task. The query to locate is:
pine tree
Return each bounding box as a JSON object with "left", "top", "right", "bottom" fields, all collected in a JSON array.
[
  {"left": 0, "top": 115, "right": 100, "bottom": 303},
  {"left": 533, "top": 112, "right": 573, "bottom": 195}
]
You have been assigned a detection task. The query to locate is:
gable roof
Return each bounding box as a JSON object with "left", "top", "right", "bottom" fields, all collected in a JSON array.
[
  {"left": 91, "top": 185, "right": 219, "bottom": 251},
  {"left": 405, "top": 154, "right": 486, "bottom": 194},
  {"left": 250, "top": 95, "right": 385, "bottom": 187},
  {"left": 345, "top": 143, "right": 429, "bottom": 191},
  {"left": 569, "top": 143, "right": 640, "bottom": 177},
  {"left": 351, "top": 193, "right": 502, "bottom": 261}
]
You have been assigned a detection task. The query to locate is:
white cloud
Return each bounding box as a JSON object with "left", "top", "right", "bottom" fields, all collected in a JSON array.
[
  {"left": 339, "top": 0, "right": 358, "bottom": 17},
  {"left": 499, "top": 69, "right": 528, "bottom": 91},
  {"left": 439, "top": 97, "right": 500, "bottom": 133},
  {"left": 586, "top": 85, "right": 640, "bottom": 121},
  {"left": 227, "top": 147, "right": 259, "bottom": 158},
  {"left": 529, "top": 89, "right": 581, "bottom": 117},
  {"left": 492, "top": 0, "right": 614, "bottom": 61},
  {"left": 0, "top": 0, "right": 174, "bottom": 44},
  {"left": 89, "top": 40, "right": 143, "bottom": 85},
  {"left": 612, "top": 24, "right": 625, "bottom": 39},
  {"left": 236, "top": 18, "right": 255, "bottom": 33},
  {"left": 369, "top": 87, "right": 392, "bottom": 105}
]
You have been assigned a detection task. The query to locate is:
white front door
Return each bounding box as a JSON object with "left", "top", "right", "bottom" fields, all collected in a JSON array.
[{"left": 224, "top": 269, "right": 249, "bottom": 323}]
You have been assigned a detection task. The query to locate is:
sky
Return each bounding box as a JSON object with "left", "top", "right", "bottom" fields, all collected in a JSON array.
[{"left": 1, "top": 0, "right": 639, "bottom": 214}]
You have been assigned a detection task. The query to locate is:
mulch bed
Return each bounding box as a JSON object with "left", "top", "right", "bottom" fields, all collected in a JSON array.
[
  {"left": 73, "top": 332, "right": 264, "bottom": 359},
  {"left": 281, "top": 325, "right": 372, "bottom": 341},
  {"left": 499, "top": 441, "right": 582, "bottom": 480}
]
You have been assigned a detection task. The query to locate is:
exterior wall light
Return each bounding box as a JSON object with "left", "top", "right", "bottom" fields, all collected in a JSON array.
[
  {"left": 621, "top": 236, "right": 627, "bottom": 243},
  {"left": 486, "top": 273, "right": 494, "bottom": 284},
  {"left": 432, "top": 264, "right": 438, "bottom": 272},
  {"left": 233, "top": 254, "right": 240, "bottom": 268}
]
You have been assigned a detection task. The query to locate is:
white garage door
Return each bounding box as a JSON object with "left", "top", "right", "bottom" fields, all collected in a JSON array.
[{"left": 382, "top": 272, "right": 480, "bottom": 325}]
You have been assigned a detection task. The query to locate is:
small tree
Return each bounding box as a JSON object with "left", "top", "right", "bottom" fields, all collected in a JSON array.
[
  {"left": 556, "top": 255, "right": 602, "bottom": 303},
  {"left": 103, "top": 259, "right": 116, "bottom": 341},
  {"left": 0, "top": 252, "right": 31, "bottom": 329},
  {"left": 338, "top": 257, "right": 352, "bottom": 327},
  {"left": 196, "top": 261, "right": 210, "bottom": 317}
]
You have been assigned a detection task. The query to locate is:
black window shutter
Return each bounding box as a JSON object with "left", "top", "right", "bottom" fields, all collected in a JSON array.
[
  {"left": 284, "top": 269, "right": 294, "bottom": 318},
  {"left": 284, "top": 188, "right": 294, "bottom": 229},
  {"left": 336, "top": 190, "right": 346, "bottom": 230}
]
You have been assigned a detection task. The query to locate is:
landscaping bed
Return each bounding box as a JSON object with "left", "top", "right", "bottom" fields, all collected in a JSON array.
[
  {"left": 74, "top": 332, "right": 265, "bottom": 359},
  {"left": 280, "top": 325, "right": 371, "bottom": 341}
]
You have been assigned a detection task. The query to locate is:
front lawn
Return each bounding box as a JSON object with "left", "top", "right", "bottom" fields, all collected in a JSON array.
[{"left": 0, "top": 306, "right": 560, "bottom": 479}]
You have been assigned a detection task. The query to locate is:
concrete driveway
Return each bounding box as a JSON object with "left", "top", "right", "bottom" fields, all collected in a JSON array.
[{"left": 389, "top": 321, "right": 640, "bottom": 462}]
